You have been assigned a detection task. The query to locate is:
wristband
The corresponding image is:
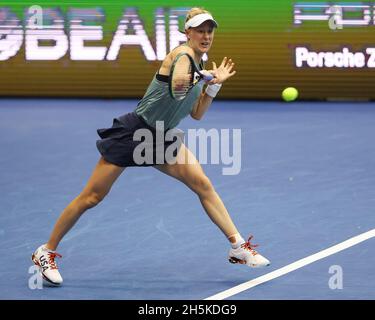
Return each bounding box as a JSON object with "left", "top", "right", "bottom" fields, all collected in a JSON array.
[{"left": 205, "top": 83, "right": 222, "bottom": 98}]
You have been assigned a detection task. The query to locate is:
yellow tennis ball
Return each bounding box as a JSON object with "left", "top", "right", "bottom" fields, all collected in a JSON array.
[{"left": 282, "top": 87, "right": 298, "bottom": 102}]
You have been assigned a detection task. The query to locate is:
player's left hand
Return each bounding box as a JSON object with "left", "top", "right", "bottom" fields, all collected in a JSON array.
[{"left": 207, "top": 57, "right": 236, "bottom": 84}]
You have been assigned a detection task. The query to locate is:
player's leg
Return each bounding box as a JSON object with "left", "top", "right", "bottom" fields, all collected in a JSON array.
[
  {"left": 46, "top": 156, "right": 125, "bottom": 250},
  {"left": 154, "top": 144, "right": 270, "bottom": 268},
  {"left": 32, "top": 157, "right": 125, "bottom": 284},
  {"left": 155, "top": 143, "right": 239, "bottom": 238}
]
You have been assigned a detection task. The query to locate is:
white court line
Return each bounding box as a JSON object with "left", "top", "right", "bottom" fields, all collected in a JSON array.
[{"left": 205, "top": 229, "right": 375, "bottom": 300}]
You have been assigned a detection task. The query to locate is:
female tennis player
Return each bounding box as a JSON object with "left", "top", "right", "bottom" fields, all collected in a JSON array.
[{"left": 32, "top": 7, "right": 270, "bottom": 286}]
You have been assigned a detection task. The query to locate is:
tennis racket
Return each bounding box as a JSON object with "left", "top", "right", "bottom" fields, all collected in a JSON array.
[{"left": 169, "top": 53, "right": 214, "bottom": 101}]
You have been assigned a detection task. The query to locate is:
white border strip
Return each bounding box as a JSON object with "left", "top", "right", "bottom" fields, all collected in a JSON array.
[{"left": 205, "top": 229, "right": 375, "bottom": 300}]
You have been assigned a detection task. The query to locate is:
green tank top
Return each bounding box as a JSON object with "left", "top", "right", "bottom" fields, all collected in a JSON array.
[{"left": 135, "top": 63, "right": 204, "bottom": 130}]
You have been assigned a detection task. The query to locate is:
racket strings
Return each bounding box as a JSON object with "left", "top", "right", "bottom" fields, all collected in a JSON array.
[{"left": 171, "top": 55, "right": 193, "bottom": 100}]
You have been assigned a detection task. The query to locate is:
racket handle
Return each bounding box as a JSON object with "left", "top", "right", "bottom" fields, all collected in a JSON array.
[
  {"left": 203, "top": 74, "right": 214, "bottom": 81},
  {"left": 200, "top": 70, "right": 214, "bottom": 82}
]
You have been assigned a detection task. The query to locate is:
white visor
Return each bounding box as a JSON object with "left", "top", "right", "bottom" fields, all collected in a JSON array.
[{"left": 184, "top": 13, "right": 218, "bottom": 30}]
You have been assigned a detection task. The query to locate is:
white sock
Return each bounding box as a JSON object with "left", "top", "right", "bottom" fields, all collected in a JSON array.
[{"left": 228, "top": 233, "right": 245, "bottom": 249}]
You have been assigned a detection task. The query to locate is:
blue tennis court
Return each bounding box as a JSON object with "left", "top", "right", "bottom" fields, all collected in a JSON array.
[{"left": 0, "top": 99, "right": 374, "bottom": 300}]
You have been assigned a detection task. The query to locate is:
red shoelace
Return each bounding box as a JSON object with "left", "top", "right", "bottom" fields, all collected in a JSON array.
[
  {"left": 48, "top": 252, "right": 62, "bottom": 270},
  {"left": 241, "top": 235, "right": 259, "bottom": 256}
]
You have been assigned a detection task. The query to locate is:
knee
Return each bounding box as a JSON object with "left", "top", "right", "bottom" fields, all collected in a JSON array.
[
  {"left": 189, "top": 174, "right": 214, "bottom": 196},
  {"left": 79, "top": 191, "right": 106, "bottom": 209}
]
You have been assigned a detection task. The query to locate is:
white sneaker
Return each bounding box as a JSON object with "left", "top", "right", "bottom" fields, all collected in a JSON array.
[
  {"left": 228, "top": 235, "right": 270, "bottom": 268},
  {"left": 31, "top": 244, "right": 63, "bottom": 285}
]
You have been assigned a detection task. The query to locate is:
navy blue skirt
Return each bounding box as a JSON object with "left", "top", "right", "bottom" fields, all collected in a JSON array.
[{"left": 96, "top": 112, "right": 184, "bottom": 167}]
